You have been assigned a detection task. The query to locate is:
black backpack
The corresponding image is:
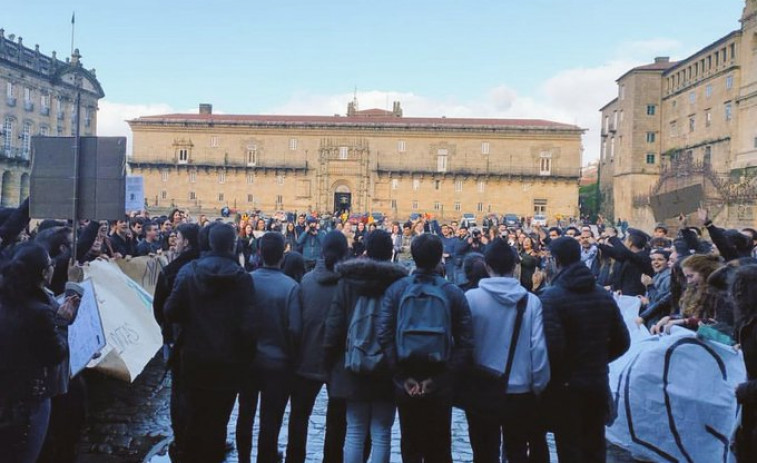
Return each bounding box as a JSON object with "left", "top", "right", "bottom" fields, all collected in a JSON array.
[
  {"left": 344, "top": 295, "right": 386, "bottom": 374},
  {"left": 395, "top": 275, "right": 452, "bottom": 366}
]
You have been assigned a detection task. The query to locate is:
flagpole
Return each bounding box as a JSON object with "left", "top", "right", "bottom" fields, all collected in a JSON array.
[{"left": 70, "top": 12, "right": 75, "bottom": 55}]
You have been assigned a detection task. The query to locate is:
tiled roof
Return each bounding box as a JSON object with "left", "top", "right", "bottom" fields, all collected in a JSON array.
[{"left": 132, "top": 113, "right": 581, "bottom": 130}]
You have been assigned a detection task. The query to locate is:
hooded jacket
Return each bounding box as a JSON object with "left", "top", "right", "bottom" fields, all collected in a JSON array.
[
  {"left": 164, "top": 252, "right": 256, "bottom": 390},
  {"left": 323, "top": 258, "right": 408, "bottom": 401},
  {"left": 296, "top": 259, "right": 341, "bottom": 381},
  {"left": 465, "top": 277, "right": 550, "bottom": 394},
  {"left": 539, "top": 262, "right": 630, "bottom": 393}
]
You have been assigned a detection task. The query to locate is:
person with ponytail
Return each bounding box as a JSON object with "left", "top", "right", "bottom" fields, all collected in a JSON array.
[{"left": 0, "top": 242, "right": 80, "bottom": 462}]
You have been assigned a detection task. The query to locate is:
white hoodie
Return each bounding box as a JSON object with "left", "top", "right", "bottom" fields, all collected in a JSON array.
[{"left": 464, "top": 277, "right": 550, "bottom": 394}]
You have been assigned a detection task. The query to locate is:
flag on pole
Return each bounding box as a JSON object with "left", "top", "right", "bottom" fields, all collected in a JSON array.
[{"left": 72, "top": 12, "right": 75, "bottom": 24}]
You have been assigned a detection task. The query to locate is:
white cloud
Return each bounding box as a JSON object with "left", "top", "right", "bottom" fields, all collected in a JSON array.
[{"left": 97, "top": 100, "right": 176, "bottom": 154}]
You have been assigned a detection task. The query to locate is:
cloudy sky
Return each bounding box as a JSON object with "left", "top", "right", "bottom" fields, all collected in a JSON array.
[{"left": 3, "top": 0, "right": 747, "bottom": 163}]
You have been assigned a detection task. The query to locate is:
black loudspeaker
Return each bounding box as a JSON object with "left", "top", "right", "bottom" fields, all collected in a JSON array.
[{"left": 30, "top": 136, "right": 126, "bottom": 220}]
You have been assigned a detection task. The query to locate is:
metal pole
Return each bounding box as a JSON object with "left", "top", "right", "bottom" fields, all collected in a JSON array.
[
  {"left": 595, "top": 160, "right": 602, "bottom": 220},
  {"left": 71, "top": 79, "right": 82, "bottom": 264}
]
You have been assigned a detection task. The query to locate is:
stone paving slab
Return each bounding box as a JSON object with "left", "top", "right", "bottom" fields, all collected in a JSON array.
[{"left": 75, "top": 354, "right": 635, "bottom": 462}]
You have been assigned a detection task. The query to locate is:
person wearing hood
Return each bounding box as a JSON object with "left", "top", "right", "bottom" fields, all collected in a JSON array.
[
  {"left": 324, "top": 230, "right": 408, "bottom": 463},
  {"left": 164, "top": 223, "right": 257, "bottom": 463},
  {"left": 463, "top": 238, "right": 550, "bottom": 463},
  {"left": 287, "top": 231, "right": 349, "bottom": 463},
  {"left": 539, "top": 237, "right": 630, "bottom": 463},
  {"left": 237, "top": 232, "right": 302, "bottom": 463}
]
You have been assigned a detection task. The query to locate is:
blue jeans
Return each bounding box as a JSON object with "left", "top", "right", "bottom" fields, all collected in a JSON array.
[{"left": 344, "top": 400, "right": 395, "bottom": 463}]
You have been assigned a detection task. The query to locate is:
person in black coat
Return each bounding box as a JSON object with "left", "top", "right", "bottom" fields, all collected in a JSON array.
[
  {"left": 151, "top": 222, "right": 200, "bottom": 463},
  {"left": 539, "top": 237, "right": 630, "bottom": 463},
  {"left": 598, "top": 227, "right": 653, "bottom": 297},
  {"left": 286, "top": 231, "right": 349, "bottom": 463},
  {"left": 378, "top": 233, "right": 474, "bottom": 463},
  {"left": 164, "top": 223, "right": 256, "bottom": 463},
  {"left": 732, "top": 264, "right": 757, "bottom": 462},
  {"left": 0, "top": 242, "right": 79, "bottom": 463}
]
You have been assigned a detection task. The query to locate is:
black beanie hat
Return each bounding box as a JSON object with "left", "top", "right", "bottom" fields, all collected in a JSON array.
[{"left": 549, "top": 236, "right": 581, "bottom": 267}]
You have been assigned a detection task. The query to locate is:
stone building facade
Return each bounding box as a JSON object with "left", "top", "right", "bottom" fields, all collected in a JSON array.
[
  {"left": 128, "top": 103, "right": 583, "bottom": 222},
  {"left": 0, "top": 28, "right": 103, "bottom": 207},
  {"left": 599, "top": 0, "right": 757, "bottom": 229}
]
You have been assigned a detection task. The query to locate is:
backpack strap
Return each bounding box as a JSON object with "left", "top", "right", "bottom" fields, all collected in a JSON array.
[{"left": 501, "top": 295, "right": 528, "bottom": 393}]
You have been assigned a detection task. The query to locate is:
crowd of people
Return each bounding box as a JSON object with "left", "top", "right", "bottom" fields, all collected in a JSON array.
[{"left": 1, "top": 200, "right": 757, "bottom": 463}]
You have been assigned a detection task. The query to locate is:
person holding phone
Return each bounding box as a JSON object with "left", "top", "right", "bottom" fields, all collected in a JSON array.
[{"left": 0, "top": 242, "right": 81, "bottom": 463}]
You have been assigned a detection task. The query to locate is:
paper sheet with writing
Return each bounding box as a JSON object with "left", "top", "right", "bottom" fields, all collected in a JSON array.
[{"left": 65, "top": 279, "right": 106, "bottom": 377}]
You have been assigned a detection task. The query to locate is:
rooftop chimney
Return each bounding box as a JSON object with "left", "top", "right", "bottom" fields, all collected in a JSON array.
[
  {"left": 199, "top": 103, "right": 213, "bottom": 115},
  {"left": 654, "top": 56, "right": 670, "bottom": 63}
]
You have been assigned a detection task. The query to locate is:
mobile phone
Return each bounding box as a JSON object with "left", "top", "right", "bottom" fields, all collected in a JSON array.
[{"left": 65, "top": 282, "right": 84, "bottom": 298}]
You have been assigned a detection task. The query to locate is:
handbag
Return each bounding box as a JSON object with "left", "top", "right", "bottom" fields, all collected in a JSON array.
[{"left": 454, "top": 295, "right": 527, "bottom": 416}]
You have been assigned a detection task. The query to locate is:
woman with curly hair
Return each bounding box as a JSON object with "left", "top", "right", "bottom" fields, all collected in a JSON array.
[{"left": 653, "top": 254, "right": 722, "bottom": 333}]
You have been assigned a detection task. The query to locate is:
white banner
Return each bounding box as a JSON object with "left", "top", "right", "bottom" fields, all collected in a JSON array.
[
  {"left": 84, "top": 259, "right": 162, "bottom": 382},
  {"left": 607, "top": 295, "right": 745, "bottom": 463}
]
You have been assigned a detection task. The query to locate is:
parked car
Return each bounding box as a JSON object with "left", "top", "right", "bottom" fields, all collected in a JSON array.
[
  {"left": 460, "top": 213, "right": 477, "bottom": 228},
  {"left": 532, "top": 214, "right": 547, "bottom": 227},
  {"left": 503, "top": 213, "right": 520, "bottom": 228}
]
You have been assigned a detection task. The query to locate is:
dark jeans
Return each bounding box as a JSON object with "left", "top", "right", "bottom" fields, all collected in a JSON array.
[
  {"left": 183, "top": 387, "right": 237, "bottom": 463},
  {"left": 37, "top": 375, "right": 88, "bottom": 463},
  {"left": 286, "top": 376, "right": 323, "bottom": 463},
  {"left": 0, "top": 397, "right": 52, "bottom": 463},
  {"left": 552, "top": 388, "right": 607, "bottom": 463},
  {"left": 237, "top": 368, "right": 293, "bottom": 463},
  {"left": 465, "top": 393, "right": 548, "bottom": 463},
  {"left": 397, "top": 397, "right": 452, "bottom": 463},
  {"left": 169, "top": 361, "right": 188, "bottom": 462}
]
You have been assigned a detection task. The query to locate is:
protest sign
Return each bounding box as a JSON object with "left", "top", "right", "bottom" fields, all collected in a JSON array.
[
  {"left": 65, "top": 279, "right": 106, "bottom": 377},
  {"left": 84, "top": 259, "right": 162, "bottom": 382},
  {"left": 607, "top": 296, "right": 744, "bottom": 463},
  {"left": 125, "top": 176, "right": 145, "bottom": 212}
]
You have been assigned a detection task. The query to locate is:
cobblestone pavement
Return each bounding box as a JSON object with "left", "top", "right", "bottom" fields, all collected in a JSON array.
[{"left": 76, "top": 355, "right": 635, "bottom": 462}]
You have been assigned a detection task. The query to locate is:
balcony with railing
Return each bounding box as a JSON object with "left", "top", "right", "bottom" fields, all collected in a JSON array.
[
  {"left": 23, "top": 100, "right": 33, "bottom": 112},
  {"left": 128, "top": 152, "right": 309, "bottom": 172},
  {"left": 6, "top": 97, "right": 16, "bottom": 107},
  {"left": 0, "top": 146, "right": 32, "bottom": 165},
  {"left": 40, "top": 106, "right": 50, "bottom": 116},
  {"left": 375, "top": 163, "right": 580, "bottom": 180}
]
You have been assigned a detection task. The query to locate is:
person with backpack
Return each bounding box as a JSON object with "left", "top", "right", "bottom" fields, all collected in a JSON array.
[
  {"left": 378, "top": 233, "right": 474, "bottom": 463},
  {"left": 462, "top": 238, "right": 550, "bottom": 463},
  {"left": 323, "top": 230, "right": 408, "bottom": 463}
]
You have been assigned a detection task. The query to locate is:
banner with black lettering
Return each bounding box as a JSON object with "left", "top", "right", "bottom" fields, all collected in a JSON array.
[
  {"left": 607, "top": 296, "right": 744, "bottom": 463},
  {"left": 84, "top": 259, "right": 162, "bottom": 382}
]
